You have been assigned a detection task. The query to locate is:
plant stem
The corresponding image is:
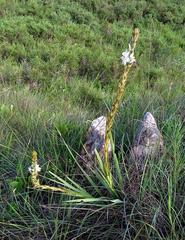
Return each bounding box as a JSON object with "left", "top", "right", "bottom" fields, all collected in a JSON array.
[{"left": 104, "top": 28, "right": 140, "bottom": 183}]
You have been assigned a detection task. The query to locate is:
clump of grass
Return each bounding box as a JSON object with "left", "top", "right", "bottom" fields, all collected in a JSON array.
[{"left": 27, "top": 125, "right": 184, "bottom": 239}]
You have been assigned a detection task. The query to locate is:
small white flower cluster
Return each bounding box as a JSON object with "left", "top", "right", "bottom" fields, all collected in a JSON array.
[
  {"left": 28, "top": 164, "right": 41, "bottom": 173},
  {"left": 120, "top": 45, "right": 136, "bottom": 66},
  {"left": 10, "top": 105, "right": 14, "bottom": 112}
]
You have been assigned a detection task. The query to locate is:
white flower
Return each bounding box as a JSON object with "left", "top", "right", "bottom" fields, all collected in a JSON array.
[
  {"left": 28, "top": 164, "right": 41, "bottom": 173},
  {"left": 121, "top": 49, "right": 136, "bottom": 65},
  {"left": 28, "top": 166, "right": 32, "bottom": 173},
  {"left": 35, "top": 164, "right": 41, "bottom": 172},
  {"left": 10, "top": 105, "right": 14, "bottom": 112}
]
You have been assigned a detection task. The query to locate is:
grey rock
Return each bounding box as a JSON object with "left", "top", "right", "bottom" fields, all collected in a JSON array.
[
  {"left": 127, "top": 112, "right": 165, "bottom": 233},
  {"left": 127, "top": 112, "right": 164, "bottom": 195},
  {"left": 130, "top": 112, "right": 163, "bottom": 172},
  {"left": 79, "top": 116, "right": 111, "bottom": 170}
]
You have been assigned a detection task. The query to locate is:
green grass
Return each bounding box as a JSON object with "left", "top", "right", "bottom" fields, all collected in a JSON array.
[{"left": 0, "top": 0, "right": 185, "bottom": 239}]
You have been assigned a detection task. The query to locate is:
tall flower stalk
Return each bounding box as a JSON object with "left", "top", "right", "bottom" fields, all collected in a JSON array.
[
  {"left": 104, "top": 28, "right": 140, "bottom": 185},
  {"left": 29, "top": 151, "right": 72, "bottom": 194},
  {"left": 29, "top": 151, "right": 94, "bottom": 198}
]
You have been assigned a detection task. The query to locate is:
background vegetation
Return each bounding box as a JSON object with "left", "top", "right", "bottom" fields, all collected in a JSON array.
[{"left": 0, "top": 0, "right": 184, "bottom": 239}]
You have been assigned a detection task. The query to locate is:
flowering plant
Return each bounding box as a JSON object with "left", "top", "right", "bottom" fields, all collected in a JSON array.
[{"left": 121, "top": 44, "right": 136, "bottom": 65}]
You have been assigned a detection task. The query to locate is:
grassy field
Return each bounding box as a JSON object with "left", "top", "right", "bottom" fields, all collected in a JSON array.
[{"left": 0, "top": 0, "right": 185, "bottom": 239}]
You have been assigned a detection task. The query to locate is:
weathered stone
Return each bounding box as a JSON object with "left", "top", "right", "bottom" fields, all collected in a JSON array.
[
  {"left": 79, "top": 116, "right": 111, "bottom": 170},
  {"left": 130, "top": 112, "right": 164, "bottom": 172},
  {"left": 127, "top": 112, "right": 165, "bottom": 234},
  {"left": 126, "top": 112, "right": 164, "bottom": 195}
]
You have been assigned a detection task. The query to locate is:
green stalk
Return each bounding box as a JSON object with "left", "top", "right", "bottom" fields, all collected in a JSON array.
[{"left": 104, "top": 28, "right": 140, "bottom": 186}]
